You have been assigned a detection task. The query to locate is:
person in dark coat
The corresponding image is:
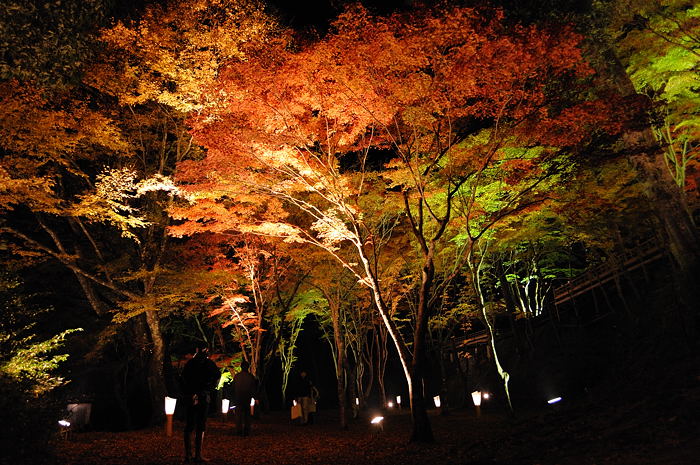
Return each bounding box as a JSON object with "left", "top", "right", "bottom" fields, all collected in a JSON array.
[
  {"left": 294, "top": 370, "right": 319, "bottom": 425},
  {"left": 231, "top": 360, "right": 258, "bottom": 436},
  {"left": 182, "top": 342, "right": 220, "bottom": 463}
]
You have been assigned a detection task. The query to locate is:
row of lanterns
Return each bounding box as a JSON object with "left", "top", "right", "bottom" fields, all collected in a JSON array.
[
  {"left": 163, "top": 391, "right": 562, "bottom": 436},
  {"left": 60, "top": 391, "right": 563, "bottom": 438},
  {"left": 377, "top": 390, "right": 488, "bottom": 410},
  {"left": 369, "top": 391, "right": 488, "bottom": 429},
  {"left": 163, "top": 396, "right": 256, "bottom": 437}
]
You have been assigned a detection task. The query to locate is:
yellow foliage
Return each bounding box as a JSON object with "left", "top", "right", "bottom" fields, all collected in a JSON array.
[{"left": 96, "top": 0, "right": 280, "bottom": 112}]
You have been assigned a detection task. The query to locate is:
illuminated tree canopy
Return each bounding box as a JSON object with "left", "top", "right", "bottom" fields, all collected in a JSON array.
[{"left": 0, "top": 0, "right": 698, "bottom": 450}]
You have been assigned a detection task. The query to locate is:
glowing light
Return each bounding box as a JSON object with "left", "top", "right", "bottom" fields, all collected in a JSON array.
[
  {"left": 58, "top": 420, "right": 71, "bottom": 427},
  {"left": 221, "top": 399, "right": 230, "bottom": 414},
  {"left": 250, "top": 397, "right": 256, "bottom": 407},
  {"left": 471, "top": 391, "right": 482, "bottom": 407},
  {"left": 387, "top": 401, "right": 394, "bottom": 408},
  {"left": 164, "top": 396, "right": 177, "bottom": 415},
  {"left": 164, "top": 396, "right": 177, "bottom": 437},
  {"left": 370, "top": 416, "right": 384, "bottom": 424},
  {"left": 548, "top": 397, "right": 562, "bottom": 404},
  {"left": 293, "top": 399, "right": 298, "bottom": 406},
  {"left": 433, "top": 395, "right": 441, "bottom": 408},
  {"left": 483, "top": 393, "right": 490, "bottom": 400},
  {"left": 396, "top": 395, "right": 401, "bottom": 405},
  {"left": 355, "top": 397, "right": 359, "bottom": 406}
]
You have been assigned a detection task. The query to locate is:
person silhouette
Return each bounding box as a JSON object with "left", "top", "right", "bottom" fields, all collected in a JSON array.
[
  {"left": 231, "top": 360, "right": 258, "bottom": 436},
  {"left": 295, "top": 370, "right": 319, "bottom": 425},
  {"left": 182, "top": 342, "right": 220, "bottom": 463}
]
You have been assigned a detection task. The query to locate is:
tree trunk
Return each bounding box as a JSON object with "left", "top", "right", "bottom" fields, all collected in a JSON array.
[
  {"left": 144, "top": 309, "right": 167, "bottom": 424},
  {"left": 362, "top": 336, "right": 374, "bottom": 402},
  {"left": 409, "top": 254, "right": 435, "bottom": 442},
  {"left": 495, "top": 259, "right": 527, "bottom": 355},
  {"left": 348, "top": 361, "right": 359, "bottom": 418},
  {"left": 375, "top": 326, "right": 387, "bottom": 408},
  {"left": 469, "top": 244, "right": 514, "bottom": 412},
  {"left": 330, "top": 301, "right": 348, "bottom": 429}
]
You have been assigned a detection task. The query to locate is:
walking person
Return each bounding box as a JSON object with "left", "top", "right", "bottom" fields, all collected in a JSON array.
[
  {"left": 182, "top": 342, "right": 220, "bottom": 463},
  {"left": 232, "top": 360, "right": 257, "bottom": 436},
  {"left": 295, "top": 370, "right": 319, "bottom": 425}
]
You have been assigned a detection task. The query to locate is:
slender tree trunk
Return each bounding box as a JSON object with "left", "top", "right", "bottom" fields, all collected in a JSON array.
[
  {"left": 375, "top": 326, "right": 388, "bottom": 408},
  {"left": 437, "top": 348, "right": 449, "bottom": 414},
  {"left": 144, "top": 309, "right": 167, "bottom": 424},
  {"left": 469, "top": 243, "right": 514, "bottom": 412},
  {"left": 409, "top": 254, "right": 435, "bottom": 442},
  {"left": 362, "top": 332, "right": 375, "bottom": 403},
  {"left": 348, "top": 361, "right": 359, "bottom": 418},
  {"left": 495, "top": 258, "right": 527, "bottom": 355},
  {"left": 330, "top": 301, "right": 348, "bottom": 429}
]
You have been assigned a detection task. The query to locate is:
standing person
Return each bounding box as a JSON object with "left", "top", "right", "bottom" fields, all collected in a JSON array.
[
  {"left": 231, "top": 360, "right": 257, "bottom": 436},
  {"left": 182, "top": 342, "right": 220, "bottom": 463},
  {"left": 295, "top": 370, "right": 319, "bottom": 425}
]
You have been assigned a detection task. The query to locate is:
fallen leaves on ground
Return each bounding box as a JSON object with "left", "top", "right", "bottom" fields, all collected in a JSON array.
[{"left": 52, "top": 388, "right": 700, "bottom": 465}]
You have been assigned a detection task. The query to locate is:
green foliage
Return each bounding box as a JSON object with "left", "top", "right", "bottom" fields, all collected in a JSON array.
[
  {"left": 0, "top": 272, "right": 81, "bottom": 396},
  {"left": 271, "top": 287, "right": 322, "bottom": 400},
  {"left": 614, "top": 0, "right": 700, "bottom": 193},
  {"left": 0, "top": 270, "right": 81, "bottom": 463},
  {"left": 287, "top": 288, "right": 324, "bottom": 321},
  {"left": 1, "top": 328, "right": 82, "bottom": 395},
  {"left": 217, "top": 367, "right": 233, "bottom": 390},
  {"left": 655, "top": 118, "right": 698, "bottom": 189},
  {"left": 630, "top": 47, "right": 696, "bottom": 87}
]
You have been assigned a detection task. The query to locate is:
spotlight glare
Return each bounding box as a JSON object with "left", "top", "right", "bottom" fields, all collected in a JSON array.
[{"left": 548, "top": 397, "right": 562, "bottom": 404}]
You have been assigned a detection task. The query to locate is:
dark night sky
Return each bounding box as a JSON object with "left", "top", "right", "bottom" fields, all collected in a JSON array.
[
  {"left": 112, "top": 0, "right": 592, "bottom": 36},
  {"left": 115, "top": 0, "right": 416, "bottom": 31},
  {"left": 267, "top": 0, "right": 414, "bottom": 30}
]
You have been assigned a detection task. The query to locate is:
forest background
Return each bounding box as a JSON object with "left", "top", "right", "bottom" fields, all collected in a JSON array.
[{"left": 1, "top": 0, "right": 698, "bottom": 461}]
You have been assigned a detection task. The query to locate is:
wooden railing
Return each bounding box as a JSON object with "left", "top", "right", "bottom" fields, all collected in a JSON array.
[
  {"left": 456, "top": 238, "right": 667, "bottom": 349},
  {"left": 553, "top": 238, "right": 664, "bottom": 306},
  {"left": 457, "top": 329, "right": 490, "bottom": 349}
]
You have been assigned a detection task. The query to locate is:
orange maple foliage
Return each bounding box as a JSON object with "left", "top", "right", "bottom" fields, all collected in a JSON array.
[{"left": 174, "top": 4, "right": 620, "bottom": 441}]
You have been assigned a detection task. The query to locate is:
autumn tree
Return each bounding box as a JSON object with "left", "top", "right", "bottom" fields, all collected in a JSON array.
[
  {"left": 174, "top": 3, "right": 617, "bottom": 440},
  {"left": 308, "top": 250, "right": 362, "bottom": 429},
  {"left": 0, "top": 79, "right": 187, "bottom": 425},
  {"left": 88, "top": 0, "right": 279, "bottom": 421},
  {"left": 203, "top": 234, "right": 305, "bottom": 381},
  {"left": 1, "top": 0, "right": 279, "bottom": 426},
  {"left": 573, "top": 0, "right": 700, "bottom": 323}
]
